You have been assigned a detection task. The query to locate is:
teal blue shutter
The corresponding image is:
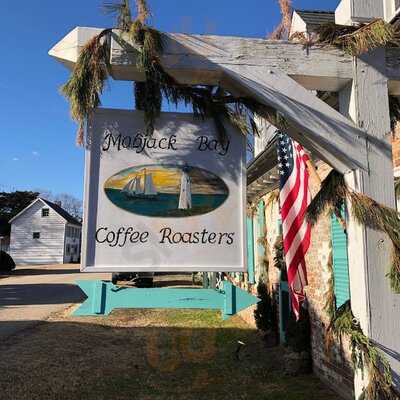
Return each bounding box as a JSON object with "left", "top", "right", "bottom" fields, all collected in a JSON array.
[
  {"left": 331, "top": 212, "right": 350, "bottom": 308},
  {"left": 247, "top": 216, "right": 255, "bottom": 284}
]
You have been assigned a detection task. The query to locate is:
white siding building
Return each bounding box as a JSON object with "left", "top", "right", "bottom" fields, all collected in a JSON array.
[{"left": 9, "top": 198, "right": 82, "bottom": 265}]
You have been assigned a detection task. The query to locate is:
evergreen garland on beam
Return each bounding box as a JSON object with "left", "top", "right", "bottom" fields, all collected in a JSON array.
[
  {"left": 316, "top": 19, "right": 400, "bottom": 56},
  {"left": 290, "top": 19, "right": 400, "bottom": 57},
  {"left": 61, "top": 0, "right": 291, "bottom": 144},
  {"left": 61, "top": 29, "right": 111, "bottom": 145}
]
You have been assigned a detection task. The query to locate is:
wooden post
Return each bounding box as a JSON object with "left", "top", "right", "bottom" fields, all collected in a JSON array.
[{"left": 339, "top": 47, "right": 400, "bottom": 396}]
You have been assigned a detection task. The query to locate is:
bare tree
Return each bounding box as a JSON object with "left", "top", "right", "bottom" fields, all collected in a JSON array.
[
  {"left": 54, "top": 193, "right": 83, "bottom": 221},
  {"left": 35, "top": 189, "right": 83, "bottom": 221}
]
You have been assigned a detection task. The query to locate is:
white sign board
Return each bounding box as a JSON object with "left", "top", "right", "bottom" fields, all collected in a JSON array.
[{"left": 82, "top": 108, "right": 246, "bottom": 272}]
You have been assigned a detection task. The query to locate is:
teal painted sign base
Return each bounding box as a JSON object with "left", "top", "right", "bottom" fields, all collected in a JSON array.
[{"left": 74, "top": 280, "right": 260, "bottom": 320}]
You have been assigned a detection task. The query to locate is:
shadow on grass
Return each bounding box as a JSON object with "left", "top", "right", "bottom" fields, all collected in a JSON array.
[
  {"left": 0, "top": 309, "right": 338, "bottom": 400},
  {"left": 0, "top": 283, "right": 85, "bottom": 306},
  {"left": 10, "top": 267, "right": 81, "bottom": 276}
]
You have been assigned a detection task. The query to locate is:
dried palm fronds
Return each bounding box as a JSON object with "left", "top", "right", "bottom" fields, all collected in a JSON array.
[
  {"left": 135, "top": 0, "right": 150, "bottom": 23},
  {"left": 326, "top": 301, "right": 398, "bottom": 400},
  {"left": 316, "top": 19, "right": 400, "bottom": 56},
  {"left": 103, "top": 0, "right": 132, "bottom": 31},
  {"left": 61, "top": 30, "right": 111, "bottom": 144},
  {"left": 269, "top": 0, "right": 292, "bottom": 40},
  {"left": 265, "top": 189, "right": 279, "bottom": 210}
]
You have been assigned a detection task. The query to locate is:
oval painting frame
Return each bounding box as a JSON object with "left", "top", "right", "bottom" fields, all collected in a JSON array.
[{"left": 104, "top": 164, "right": 229, "bottom": 218}]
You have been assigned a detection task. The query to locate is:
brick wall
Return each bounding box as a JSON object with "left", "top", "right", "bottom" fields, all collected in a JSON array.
[
  {"left": 305, "top": 163, "right": 354, "bottom": 399},
  {"left": 239, "top": 162, "right": 354, "bottom": 398}
]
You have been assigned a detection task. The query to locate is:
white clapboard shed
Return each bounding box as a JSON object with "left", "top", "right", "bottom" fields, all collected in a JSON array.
[{"left": 9, "top": 198, "right": 82, "bottom": 265}]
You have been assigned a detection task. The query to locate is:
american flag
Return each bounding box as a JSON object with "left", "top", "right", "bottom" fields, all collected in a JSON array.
[{"left": 277, "top": 132, "right": 311, "bottom": 320}]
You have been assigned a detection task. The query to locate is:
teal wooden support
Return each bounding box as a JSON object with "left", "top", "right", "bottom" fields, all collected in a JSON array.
[
  {"left": 247, "top": 216, "right": 255, "bottom": 284},
  {"left": 74, "top": 280, "right": 260, "bottom": 320},
  {"left": 331, "top": 212, "right": 351, "bottom": 308}
]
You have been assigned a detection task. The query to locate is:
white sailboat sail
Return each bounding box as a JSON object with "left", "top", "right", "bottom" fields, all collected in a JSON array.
[
  {"left": 122, "top": 178, "right": 135, "bottom": 194},
  {"left": 135, "top": 176, "right": 144, "bottom": 194},
  {"left": 178, "top": 171, "right": 192, "bottom": 210},
  {"left": 144, "top": 173, "right": 157, "bottom": 196}
]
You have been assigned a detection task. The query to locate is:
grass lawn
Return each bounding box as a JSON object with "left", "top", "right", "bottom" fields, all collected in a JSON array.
[{"left": 0, "top": 307, "right": 337, "bottom": 400}]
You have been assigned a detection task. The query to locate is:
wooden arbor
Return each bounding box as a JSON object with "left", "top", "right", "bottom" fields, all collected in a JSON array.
[{"left": 49, "top": 2, "right": 400, "bottom": 396}]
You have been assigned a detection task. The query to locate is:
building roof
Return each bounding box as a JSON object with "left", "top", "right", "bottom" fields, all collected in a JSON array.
[
  {"left": 9, "top": 197, "right": 82, "bottom": 226},
  {"left": 295, "top": 9, "right": 335, "bottom": 30},
  {"left": 41, "top": 198, "right": 82, "bottom": 226}
]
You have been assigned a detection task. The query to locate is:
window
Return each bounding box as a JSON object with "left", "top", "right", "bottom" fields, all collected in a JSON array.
[
  {"left": 66, "top": 244, "right": 70, "bottom": 254},
  {"left": 42, "top": 208, "right": 49, "bottom": 217},
  {"left": 33, "top": 232, "right": 40, "bottom": 239}
]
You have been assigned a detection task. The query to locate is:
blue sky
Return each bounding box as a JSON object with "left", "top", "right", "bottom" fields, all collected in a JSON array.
[{"left": 0, "top": 0, "right": 339, "bottom": 199}]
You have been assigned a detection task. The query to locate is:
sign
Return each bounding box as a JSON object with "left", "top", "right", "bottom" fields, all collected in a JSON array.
[
  {"left": 82, "top": 108, "right": 246, "bottom": 272},
  {"left": 73, "top": 280, "right": 260, "bottom": 320}
]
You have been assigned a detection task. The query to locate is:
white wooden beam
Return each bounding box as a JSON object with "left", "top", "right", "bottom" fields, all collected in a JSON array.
[
  {"left": 50, "top": 27, "right": 388, "bottom": 173},
  {"left": 49, "top": 27, "right": 354, "bottom": 92},
  {"left": 49, "top": 27, "right": 400, "bottom": 94},
  {"left": 221, "top": 64, "right": 374, "bottom": 173},
  {"left": 340, "top": 48, "right": 400, "bottom": 397}
]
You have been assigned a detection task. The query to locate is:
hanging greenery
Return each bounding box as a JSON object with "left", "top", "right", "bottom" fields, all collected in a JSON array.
[
  {"left": 62, "top": 0, "right": 291, "bottom": 144},
  {"left": 269, "top": 0, "right": 292, "bottom": 40},
  {"left": 315, "top": 19, "right": 400, "bottom": 57},
  {"left": 324, "top": 248, "right": 398, "bottom": 399},
  {"left": 61, "top": 29, "right": 111, "bottom": 145},
  {"left": 273, "top": 234, "right": 288, "bottom": 282},
  {"left": 306, "top": 170, "right": 400, "bottom": 293},
  {"left": 325, "top": 301, "right": 399, "bottom": 400}
]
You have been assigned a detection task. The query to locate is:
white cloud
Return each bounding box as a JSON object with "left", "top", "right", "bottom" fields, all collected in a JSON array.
[
  {"left": 32, "top": 151, "right": 40, "bottom": 157},
  {"left": 12, "top": 157, "right": 19, "bottom": 161}
]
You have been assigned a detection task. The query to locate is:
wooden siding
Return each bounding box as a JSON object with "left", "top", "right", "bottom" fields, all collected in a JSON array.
[
  {"left": 63, "top": 223, "right": 82, "bottom": 263},
  {"left": 10, "top": 200, "right": 66, "bottom": 265}
]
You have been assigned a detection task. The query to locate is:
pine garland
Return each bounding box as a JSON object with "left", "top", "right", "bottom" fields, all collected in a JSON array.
[
  {"left": 273, "top": 234, "right": 287, "bottom": 278},
  {"left": 61, "top": 30, "right": 111, "bottom": 144},
  {"left": 306, "top": 170, "right": 400, "bottom": 293},
  {"left": 324, "top": 251, "right": 399, "bottom": 399},
  {"left": 62, "top": 0, "right": 292, "bottom": 144},
  {"left": 326, "top": 301, "right": 399, "bottom": 400},
  {"left": 316, "top": 19, "right": 400, "bottom": 57}
]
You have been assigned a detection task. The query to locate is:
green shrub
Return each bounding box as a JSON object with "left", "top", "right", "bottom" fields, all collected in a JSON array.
[
  {"left": 0, "top": 251, "right": 15, "bottom": 272},
  {"left": 254, "top": 278, "right": 278, "bottom": 333}
]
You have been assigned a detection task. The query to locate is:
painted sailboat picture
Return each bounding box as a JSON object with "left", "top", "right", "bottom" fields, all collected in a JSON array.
[{"left": 104, "top": 164, "right": 229, "bottom": 217}]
